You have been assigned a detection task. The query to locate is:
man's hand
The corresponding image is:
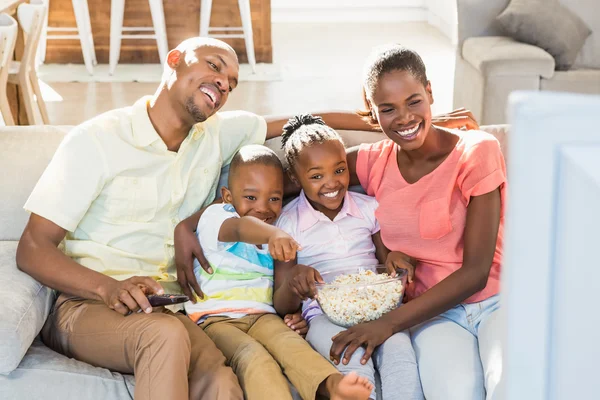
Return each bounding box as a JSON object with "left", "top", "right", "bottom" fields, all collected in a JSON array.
[
  {"left": 99, "top": 276, "right": 164, "bottom": 315},
  {"left": 385, "top": 251, "right": 417, "bottom": 284},
  {"left": 174, "top": 221, "right": 211, "bottom": 302},
  {"left": 287, "top": 264, "right": 324, "bottom": 300},
  {"left": 284, "top": 312, "right": 309, "bottom": 337},
  {"left": 269, "top": 230, "right": 301, "bottom": 262},
  {"left": 330, "top": 319, "right": 394, "bottom": 366},
  {"left": 432, "top": 108, "right": 479, "bottom": 130}
]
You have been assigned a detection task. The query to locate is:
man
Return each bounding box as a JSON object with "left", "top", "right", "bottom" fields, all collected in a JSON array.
[
  {"left": 16, "top": 37, "right": 259, "bottom": 400},
  {"left": 17, "top": 35, "right": 476, "bottom": 399}
]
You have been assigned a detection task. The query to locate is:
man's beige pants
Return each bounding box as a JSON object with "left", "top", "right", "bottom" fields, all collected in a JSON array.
[
  {"left": 41, "top": 294, "right": 243, "bottom": 400},
  {"left": 201, "top": 313, "right": 339, "bottom": 400}
]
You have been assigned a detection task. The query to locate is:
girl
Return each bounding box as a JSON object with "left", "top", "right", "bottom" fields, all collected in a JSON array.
[
  {"left": 326, "top": 44, "right": 506, "bottom": 400},
  {"left": 273, "top": 114, "right": 424, "bottom": 400}
]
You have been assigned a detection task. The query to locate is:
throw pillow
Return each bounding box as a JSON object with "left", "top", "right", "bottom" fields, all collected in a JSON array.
[{"left": 496, "top": 0, "right": 591, "bottom": 70}]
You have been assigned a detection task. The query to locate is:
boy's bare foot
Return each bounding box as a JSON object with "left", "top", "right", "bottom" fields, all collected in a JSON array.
[{"left": 325, "top": 372, "right": 373, "bottom": 400}]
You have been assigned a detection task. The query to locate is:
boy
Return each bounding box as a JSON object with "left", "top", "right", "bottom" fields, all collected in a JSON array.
[{"left": 185, "top": 145, "right": 372, "bottom": 400}]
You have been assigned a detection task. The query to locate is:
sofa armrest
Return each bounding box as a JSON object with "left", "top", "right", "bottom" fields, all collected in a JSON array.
[
  {"left": 462, "top": 36, "right": 556, "bottom": 79},
  {"left": 0, "top": 241, "right": 55, "bottom": 375}
]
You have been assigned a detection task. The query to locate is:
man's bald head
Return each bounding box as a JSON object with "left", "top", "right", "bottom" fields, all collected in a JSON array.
[
  {"left": 168, "top": 37, "right": 238, "bottom": 70},
  {"left": 161, "top": 37, "right": 240, "bottom": 124}
]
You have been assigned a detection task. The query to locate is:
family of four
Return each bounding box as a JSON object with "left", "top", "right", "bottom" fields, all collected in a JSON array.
[{"left": 16, "top": 37, "right": 505, "bottom": 400}]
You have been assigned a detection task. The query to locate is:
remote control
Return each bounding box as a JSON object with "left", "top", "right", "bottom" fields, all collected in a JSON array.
[{"left": 147, "top": 294, "right": 189, "bottom": 307}]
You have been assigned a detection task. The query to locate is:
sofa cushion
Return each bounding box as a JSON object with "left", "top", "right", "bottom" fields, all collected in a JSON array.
[
  {"left": 497, "top": 0, "right": 591, "bottom": 70},
  {"left": 541, "top": 69, "right": 600, "bottom": 94},
  {"left": 0, "top": 127, "right": 70, "bottom": 241},
  {"left": 0, "top": 242, "right": 54, "bottom": 374},
  {"left": 462, "top": 36, "right": 555, "bottom": 78},
  {"left": 0, "top": 339, "right": 135, "bottom": 399}
]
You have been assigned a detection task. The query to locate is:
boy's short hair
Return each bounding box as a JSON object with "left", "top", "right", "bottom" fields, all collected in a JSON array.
[{"left": 228, "top": 145, "right": 284, "bottom": 187}]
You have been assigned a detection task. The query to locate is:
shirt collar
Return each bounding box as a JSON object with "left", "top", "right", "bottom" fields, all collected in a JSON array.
[
  {"left": 297, "top": 190, "right": 364, "bottom": 232},
  {"left": 131, "top": 96, "right": 203, "bottom": 148},
  {"left": 131, "top": 96, "right": 161, "bottom": 148}
]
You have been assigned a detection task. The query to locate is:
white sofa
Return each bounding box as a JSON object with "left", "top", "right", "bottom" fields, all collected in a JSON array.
[
  {"left": 453, "top": 0, "right": 600, "bottom": 125},
  {"left": 0, "top": 124, "right": 509, "bottom": 399}
]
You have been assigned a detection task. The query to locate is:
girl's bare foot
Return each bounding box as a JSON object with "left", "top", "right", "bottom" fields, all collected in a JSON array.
[{"left": 326, "top": 372, "right": 373, "bottom": 400}]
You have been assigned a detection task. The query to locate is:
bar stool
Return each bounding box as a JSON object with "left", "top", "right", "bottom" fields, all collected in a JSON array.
[
  {"left": 38, "top": 0, "right": 96, "bottom": 75},
  {"left": 0, "top": 14, "right": 18, "bottom": 125},
  {"left": 200, "top": 0, "right": 256, "bottom": 73},
  {"left": 9, "top": 1, "right": 50, "bottom": 125},
  {"left": 109, "top": 0, "right": 168, "bottom": 75}
]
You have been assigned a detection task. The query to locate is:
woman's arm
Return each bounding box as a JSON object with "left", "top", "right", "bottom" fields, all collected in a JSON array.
[{"left": 330, "top": 188, "right": 501, "bottom": 364}]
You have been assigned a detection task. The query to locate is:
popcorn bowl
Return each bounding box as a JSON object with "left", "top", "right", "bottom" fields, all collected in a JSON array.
[{"left": 315, "top": 265, "right": 407, "bottom": 328}]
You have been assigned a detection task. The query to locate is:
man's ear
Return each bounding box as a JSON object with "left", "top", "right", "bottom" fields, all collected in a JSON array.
[
  {"left": 221, "top": 186, "right": 233, "bottom": 203},
  {"left": 425, "top": 80, "right": 434, "bottom": 105},
  {"left": 167, "top": 49, "right": 182, "bottom": 69}
]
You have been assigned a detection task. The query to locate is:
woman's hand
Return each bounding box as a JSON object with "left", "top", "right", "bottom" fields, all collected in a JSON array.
[
  {"left": 385, "top": 251, "right": 417, "bottom": 284},
  {"left": 432, "top": 108, "right": 479, "bottom": 130},
  {"left": 330, "top": 319, "right": 394, "bottom": 365},
  {"left": 284, "top": 312, "right": 309, "bottom": 337},
  {"left": 288, "top": 264, "right": 324, "bottom": 300}
]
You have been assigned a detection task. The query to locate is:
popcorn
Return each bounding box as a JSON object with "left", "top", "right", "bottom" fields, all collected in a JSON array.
[{"left": 317, "top": 269, "right": 403, "bottom": 327}]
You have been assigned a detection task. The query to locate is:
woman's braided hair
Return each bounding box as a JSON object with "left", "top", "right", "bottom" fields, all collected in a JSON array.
[{"left": 280, "top": 114, "right": 343, "bottom": 167}]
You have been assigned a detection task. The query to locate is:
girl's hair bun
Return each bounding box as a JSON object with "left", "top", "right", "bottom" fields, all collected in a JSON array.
[{"left": 281, "top": 114, "right": 325, "bottom": 147}]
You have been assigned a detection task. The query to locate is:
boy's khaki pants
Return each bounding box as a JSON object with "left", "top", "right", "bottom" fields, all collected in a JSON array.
[
  {"left": 201, "top": 313, "right": 339, "bottom": 400},
  {"left": 41, "top": 294, "right": 242, "bottom": 400}
]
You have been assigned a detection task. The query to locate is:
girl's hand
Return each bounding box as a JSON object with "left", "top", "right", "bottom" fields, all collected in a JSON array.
[
  {"left": 284, "top": 312, "right": 308, "bottom": 337},
  {"left": 329, "top": 319, "right": 394, "bottom": 366},
  {"left": 288, "top": 264, "right": 324, "bottom": 300},
  {"left": 385, "top": 251, "right": 417, "bottom": 284},
  {"left": 269, "top": 230, "right": 301, "bottom": 262}
]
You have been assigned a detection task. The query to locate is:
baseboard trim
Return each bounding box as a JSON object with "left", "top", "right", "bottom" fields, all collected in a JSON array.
[{"left": 272, "top": 6, "right": 427, "bottom": 23}]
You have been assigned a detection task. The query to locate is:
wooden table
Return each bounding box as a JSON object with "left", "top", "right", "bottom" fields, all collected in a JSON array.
[
  {"left": 44, "top": 0, "right": 272, "bottom": 64},
  {"left": 2, "top": 0, "right": 29, "bottom": 125}
]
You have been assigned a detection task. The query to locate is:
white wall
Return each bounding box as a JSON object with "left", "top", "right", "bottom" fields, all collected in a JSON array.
[
  {"left": 271, "top": 0, "right": 428, "bottom": 23},
  {"left": 271, "top": 0, "right": 456, "bottom": 42},
  {"left": 426, "top": 0, "right": 458, "bottom": 44}
]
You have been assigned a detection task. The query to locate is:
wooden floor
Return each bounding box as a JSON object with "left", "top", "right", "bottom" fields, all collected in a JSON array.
[{"left": 43, "top": 22, "right": 456, "bottom": 126}]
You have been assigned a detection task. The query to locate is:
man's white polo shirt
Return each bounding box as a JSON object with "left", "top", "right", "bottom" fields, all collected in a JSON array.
[{"left": 24, "top": 96, "right": 266, "bottom": 292}]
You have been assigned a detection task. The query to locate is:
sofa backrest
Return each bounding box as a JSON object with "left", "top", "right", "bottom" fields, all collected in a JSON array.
[
  {"left": 456, "top": 0, "right": 598, "bottom": 69},
  {"left": 1, "top": 126, "right": 71, "bottom": 241},
  {"left": 456, "top": 0, "right": 510, "bottom": 47},
  {"left": 567, "top": 0, "right": 599, "bottom": 69},
  {"left": 0, "top": 125, "right": 509, "bottom": 241}
]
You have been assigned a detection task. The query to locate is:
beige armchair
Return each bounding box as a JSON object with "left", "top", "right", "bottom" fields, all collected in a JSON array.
[{"left": 453, "top": 0, "right": 600, "bottom": 125}]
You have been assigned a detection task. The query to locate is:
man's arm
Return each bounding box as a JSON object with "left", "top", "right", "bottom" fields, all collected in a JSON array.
[
  {"left": 265, "top": 111, "right": 376, "bottom": 139},
  {"left": 174, "top": 199, "right": 222, "bottom": 301},
  {"left": 266, "top": 108, "right": 479, "bottom": 140},
  {"left": 273, "top": 259, "right": 303, "bottom": 316},
  {"left": 16, "top": 214, "right": 162, "bottom": 314}
]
